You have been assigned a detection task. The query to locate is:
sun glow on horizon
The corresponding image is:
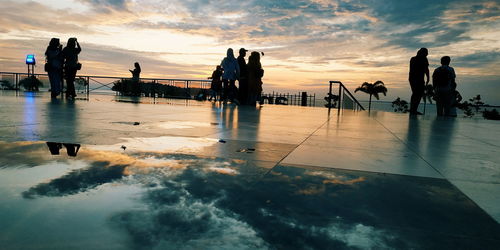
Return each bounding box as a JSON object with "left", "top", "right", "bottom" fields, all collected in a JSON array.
[{"left": 0, "top": 0, "right": 499, "bottom": 103}]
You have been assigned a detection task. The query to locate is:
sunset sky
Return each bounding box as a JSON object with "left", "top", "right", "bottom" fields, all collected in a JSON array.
[{"left": 1, "top": 0, "right": 499, "bottom": 103}]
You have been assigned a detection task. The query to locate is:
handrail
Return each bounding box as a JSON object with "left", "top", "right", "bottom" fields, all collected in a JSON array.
[
  {"left": 329, "top": 81, "right": 365, "bottom": 111},
  {"left": 0, "top": 71, "right": 211, "bottom": 83}
]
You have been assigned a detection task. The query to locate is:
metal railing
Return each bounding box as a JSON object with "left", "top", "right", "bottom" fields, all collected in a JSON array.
[
  {"left": 328, "top": 81, "right": 365, "bottom": 111},
  {"left": 0, "top": 71, "right": 211, "bottom": 99},
  {"left": 261, "top": 91, "right": 316, "bottom": 107}
]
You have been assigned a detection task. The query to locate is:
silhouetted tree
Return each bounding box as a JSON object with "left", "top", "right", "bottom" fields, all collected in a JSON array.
[
  {"left": 422, "top": 84, "right": 435, "bottom": 114},
  {"left": 483, "top": 109, "right": 500, "bottom": 120},
  {"left": 354, "top": 80, "right": 387, "bottom": 112},
  {"left": 19, "top": 76, "right": 43, "bottom": 91},
  {"left": 392, "top": 97, "right": 409, "bottom": 113},
  {"left": 469, "top": 95, "right": 484, "bottom": 113}
]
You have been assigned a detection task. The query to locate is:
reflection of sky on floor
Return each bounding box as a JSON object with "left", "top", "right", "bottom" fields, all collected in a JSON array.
[{"left": 1, "top": 140, "right": 499, "bottom": 249}]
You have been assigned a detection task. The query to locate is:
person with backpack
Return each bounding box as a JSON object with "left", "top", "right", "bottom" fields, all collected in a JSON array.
[
  {"left": 63, "top": 37, "right": 82, "bottom": 99},
  {"left": 432, "top": 56, "right": 456, "bottom": 116}
]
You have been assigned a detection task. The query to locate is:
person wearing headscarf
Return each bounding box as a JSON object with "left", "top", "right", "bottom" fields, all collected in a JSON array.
[
  {"left": 247, "top": 51, "right": 264, "bottom": 106},
  {"left": 220, "top": 48, "right": 240, "bottom": 103}
]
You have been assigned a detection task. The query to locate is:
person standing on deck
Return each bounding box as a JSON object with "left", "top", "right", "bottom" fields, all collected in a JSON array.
[
  {"left": 237, "top": 48, "right": 249, "bottom": 105},
  {"left": 408, "top": 48, "right": 429, "bottom": 115},
  {"left": 220, "top": 48, "right": 240, "bottom": 104},
  {"left": 432, "top": 56, "right": 457, "bottom": 116},
  {"left": 63, "top": 37, "right": 82, "bottom": 99},
  {"left": 247, "top": 51, "right": 264, "bottom": 106},
  {"left": 45, "top": 38, "right": 64, "bottom": 98}
]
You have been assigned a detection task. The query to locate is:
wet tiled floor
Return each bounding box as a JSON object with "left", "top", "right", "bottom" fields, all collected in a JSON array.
[{"left": 0, "top": 91, "right": 499, "bottom": 249}]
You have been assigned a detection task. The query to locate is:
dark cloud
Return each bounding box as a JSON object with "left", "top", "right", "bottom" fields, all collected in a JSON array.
[
  {"left": 454, "top": 51, "right": 500, "bottom": 68},
  {"left": 22, "top": 163, "right": 127, "bottom": 198},
  {"left": 367, "top": 0, "right": 497, "bottom": 49},
  {"left": 78, "top": 0, "right": 129, "bottom": 12}
]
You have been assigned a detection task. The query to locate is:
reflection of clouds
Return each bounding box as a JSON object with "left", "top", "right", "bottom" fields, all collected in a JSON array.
[
  {"left": 323, "top": 177, "right": 366, "bottom": 185},
  {"left": 22, "top": 162, "right": 127, "bottom": 198},
  {"left": 112, "top": 179, "right": 269, "bottom": 249},
  {"left": 0, "top": 141, "right": 58, "bottom": 168},
  {"left": 90, "top": 136, "right": 218, "bottom": 154},
  {"left": 157, "top": 121, "right": 212, "bottom": 129},
  {"left": 9, "top": 141, "right": 494, "bottom": 248},
  {"left": 320, "top": 223, "right": 395, "bottom": 249},
  {"left": 20, "top": 140, "right": 247, "bottom": 199}
]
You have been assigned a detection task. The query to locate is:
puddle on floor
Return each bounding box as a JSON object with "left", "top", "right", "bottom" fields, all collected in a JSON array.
[{"left": 1, "top": 140, "right": 500, "bottom": 249}]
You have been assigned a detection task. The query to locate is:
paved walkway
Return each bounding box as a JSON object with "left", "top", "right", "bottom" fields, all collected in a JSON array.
[{"left": 1, "top": 91, "right": 499, "bottom": 249}]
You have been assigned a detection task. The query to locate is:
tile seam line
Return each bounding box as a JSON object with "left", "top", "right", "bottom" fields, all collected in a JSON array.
[
  {"left": 263, "top": 117, "right": 332, "bottom": 176},
  {"left": 459, "top": 133, "right": 499, "bottom": 148},
  {"left": 375, "top": 116, "right": 500, "bottom": 224},
  {"left": 372, "top": 116, "right": 446, "bottom": 179}
]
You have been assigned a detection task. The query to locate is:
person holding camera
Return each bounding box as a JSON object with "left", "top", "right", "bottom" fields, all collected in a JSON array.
[
  {"left": 45, "top": 38, "right": 64, "bottom": 98},
  {"left": 63, "top": 37, "right": 82, "bottom": 99}
]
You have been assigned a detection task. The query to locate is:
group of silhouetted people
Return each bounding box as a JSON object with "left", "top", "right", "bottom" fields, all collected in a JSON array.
[
  {"left": 45, "top": 37, "right": 82, "bottom": 99},
  {"left": 409, "top": 48, "right": 459, "bottom": 116},
  {"left": 209, "top": 48, "right": 264, "bottom": 105}
]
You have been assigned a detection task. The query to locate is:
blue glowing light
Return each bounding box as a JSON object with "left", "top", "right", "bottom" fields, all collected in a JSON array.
[{"left": 26, "top": 54, "right": 36, "bottom": 65}]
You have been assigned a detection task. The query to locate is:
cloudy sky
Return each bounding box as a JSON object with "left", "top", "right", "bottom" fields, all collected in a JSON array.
[{"left": 1, "top": 0, "right": 499, "bottom": 103}]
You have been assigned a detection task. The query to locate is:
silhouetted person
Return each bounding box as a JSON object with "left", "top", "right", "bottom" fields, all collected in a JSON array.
[
  {"left": 130, "top": 62, "right": 141, "bottom": 82},
  {"left": 129, "top": 62, "right": 141, "bottom": 95},
  {"left": 247, "top": 51, "right": 264, "bottom": 106},
  {"left": 208, "top": 65, "right": 223, "bottom": 101},
  {"left": 409, "top": 48, "right": 429, "bottom": 115},
  {"left": 237, "top": 48, "right": 248, "bottom": 105},
  {"left": 220, "top": 48, "right": 240, "bottom": 103},
  {"left": 45, "top": 38, "right": 64, "bottom": 98},
  {"left": 432, "top": 56, "right": 456, "bottom": 116},
  {"left": 63, "top": 37, "right": 81, "bottom": 99}
]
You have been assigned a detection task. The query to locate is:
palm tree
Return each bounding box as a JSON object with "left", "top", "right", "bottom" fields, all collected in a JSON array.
[{"left": 354, "top": 81, "right": 387, "bottom": 112}]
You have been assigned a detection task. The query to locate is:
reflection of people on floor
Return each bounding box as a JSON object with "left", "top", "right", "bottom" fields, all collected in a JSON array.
[
  {"left": 64, "top": 143, "right": 81, "bottom": 157},
  {"left": 46, "top": 142, "right": 63, "bottom": 155},
  {"left": 220, "top": 48, "right": 240, "bottom": 103},
  {"left": 432, "top": 56, "right": 457, "bottom": 117},
  {"left": 408, "top": 48, "right": 429, "bottom": 115},
  {"left": 46, "top": 142, "right": 81, "bottom": 156}
]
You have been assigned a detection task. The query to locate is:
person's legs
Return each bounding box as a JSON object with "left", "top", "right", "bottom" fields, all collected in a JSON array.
[
  {"left": 442, "top": 89, "right": 453, "bottom": 116},
  {"left": 435, "top": 97, "right": 444, "bottom": 116},
  {"left": 65, "top": 69, "right": 77, "bottom": 98},
  {"left": 409, "top": 80, "right": 424, "bottom": 114},
  {"left": 229, "top": 79, "right": 239, "bottom": 103},
  {"left": 238, "top": 79, "right": 248, "bottom": 105},
  {"left": 48, "top": 70, "right": 62, "bottom": 97},
  {"left": 222, "top": 79, "right": 229, "bottom": 101}
]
